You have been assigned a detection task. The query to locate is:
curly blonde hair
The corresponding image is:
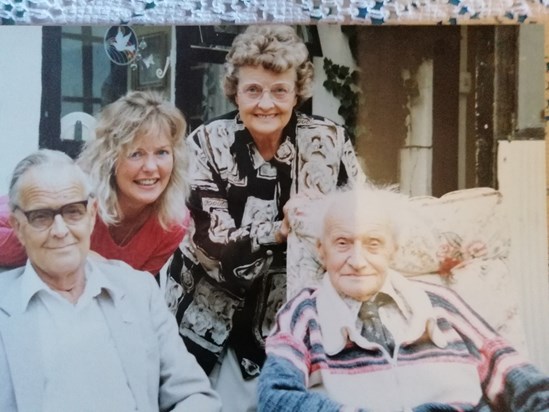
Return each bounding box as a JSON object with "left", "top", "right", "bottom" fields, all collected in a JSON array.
[
  {"left": 77, "top": 90, "right": 188, "bottom": 229},
  {"left": 224, "top": 25, "right": 314, "bottom": 107}
]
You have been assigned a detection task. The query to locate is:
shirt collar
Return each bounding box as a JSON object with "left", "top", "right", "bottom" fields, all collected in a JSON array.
[
  {"left": 83, "top": 259, "right": 120, "bottom": 301},
  {"left": 20, "top": 258, "right": 119, "bottom": 311},
  {"left": 340, "top": 279, "right": 411, "bottom": 320},
  {"left": 20, "top": 260, "right": 48, "bottom": 311},
  {"left": 378, "top": 279, "right": 411, "bottom": 319},
  {"left": 248, "top": 134, "right": 295, "bottom": 170},
  {"left": 316, "top": 275, "right": 361, "bottom": 355},
  {"left": 385, "top": 271, "right": 448, "bottom": 348},
  {"left": 316, "top": 270, "right": 447, "bottom": 355},
  {"left": 250, "top": 145, "right": 268, "bottom": 169}
]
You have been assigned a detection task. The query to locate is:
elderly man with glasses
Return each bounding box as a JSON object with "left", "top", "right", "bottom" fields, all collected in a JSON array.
[{"left": 0, "top": 149, "right": 221, "bottom": 412}]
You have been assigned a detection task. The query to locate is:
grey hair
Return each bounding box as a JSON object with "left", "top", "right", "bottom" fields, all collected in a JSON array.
[
  {"left": 77, "top": 89, "right": 189, "bottom": 229},
  {"left": 8, "top": 149, "right": 93, "bottom": 210},
  {"left": 223, "top": 25, "right": 314, "bottom": 107}
]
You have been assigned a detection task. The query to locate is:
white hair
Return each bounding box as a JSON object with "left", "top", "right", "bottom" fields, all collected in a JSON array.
[{"left": 315, "top": 184, "right": 412, "bottom": 247}]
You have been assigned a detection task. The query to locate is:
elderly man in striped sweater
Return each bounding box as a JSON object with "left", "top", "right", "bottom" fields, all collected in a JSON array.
[{"left": 258, "top": 186, "right": 549, "bottom": 412}]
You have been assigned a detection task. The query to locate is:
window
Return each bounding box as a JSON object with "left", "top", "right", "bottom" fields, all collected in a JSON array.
[{"left": 40, "top": 26, "right": 127, "bottom": 158}]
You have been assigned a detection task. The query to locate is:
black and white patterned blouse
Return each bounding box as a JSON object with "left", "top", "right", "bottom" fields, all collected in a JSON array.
[{"left": 167, "top": 110, "right": 366, "bottom": 379}]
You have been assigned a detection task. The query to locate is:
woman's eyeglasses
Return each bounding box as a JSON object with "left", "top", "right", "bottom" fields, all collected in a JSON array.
[
  {"left": 14, "top": 199, "right": 90, "bottom": 231},
  {"left": 238, "top": 82, "right": 295, "bottom": 102}
]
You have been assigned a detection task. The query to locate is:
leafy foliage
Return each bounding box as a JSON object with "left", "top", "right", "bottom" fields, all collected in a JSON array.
[{"left": 322, "top": 58, "right": 363, "bottom": 145}]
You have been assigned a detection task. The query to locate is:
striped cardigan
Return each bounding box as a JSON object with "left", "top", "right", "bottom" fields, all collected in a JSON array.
[{"left": 258, "top": 272, "right": 549, "bottom": 411}]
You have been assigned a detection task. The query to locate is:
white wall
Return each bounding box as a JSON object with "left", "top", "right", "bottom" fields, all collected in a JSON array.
[
  {"left": 312, "top": 25, "right": 355, "bottom": 124},
  {"left": 0, "top": 26, "right": 42, "bottom": 194},
  {"left": 400, "top": 60, "right": 434, "bottom": 196},
  {"left": 498, "top": 140, "right": 549, "bottom": 373}
]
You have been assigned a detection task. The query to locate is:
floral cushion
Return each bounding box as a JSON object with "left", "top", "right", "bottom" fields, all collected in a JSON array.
[{"left": 399, "top": 187, "right": 511, "bottom": 277}]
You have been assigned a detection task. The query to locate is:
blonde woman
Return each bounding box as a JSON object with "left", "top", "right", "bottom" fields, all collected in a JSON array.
[
  {"left": 78, "top": 89, "right": 189, "bottom": 275},
  {"left": 0, "top": 90, "right": 189, "bottom": 275}
]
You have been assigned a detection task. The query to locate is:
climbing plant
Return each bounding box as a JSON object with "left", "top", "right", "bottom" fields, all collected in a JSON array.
[{"left": 322, "top": 57, "right": 363, "bottom": 146}]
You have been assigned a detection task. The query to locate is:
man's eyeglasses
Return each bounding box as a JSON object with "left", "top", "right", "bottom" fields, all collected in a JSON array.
[
  {"left": 238, "top": 82, "right": 295, "bottom": 102},
  {"left": 14, "top": 199, "right": 90, "bottom": 231}
]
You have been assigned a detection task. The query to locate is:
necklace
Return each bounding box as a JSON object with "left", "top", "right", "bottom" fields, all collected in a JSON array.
[{"left": 109, "top": 207, "right": 153, "bottom": 246}]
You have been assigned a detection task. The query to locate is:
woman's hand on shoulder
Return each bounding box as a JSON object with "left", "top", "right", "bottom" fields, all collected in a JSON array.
[{"left": 275, "top": 212, "right": 290, "bottom": 244}]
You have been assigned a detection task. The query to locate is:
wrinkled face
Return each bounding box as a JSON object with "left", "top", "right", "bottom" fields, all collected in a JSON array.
[
  {"left": 317, "top": 200, "right": 396, "bottom": 302},
  {"left": 235, "top": 65, "right": 298, "bottom": 143},
  {"left": 115, "top": 129, "right": 173, "bottom": 212},
  {"left": 9, "top": 166, "right": 96, "bottom": 282}
]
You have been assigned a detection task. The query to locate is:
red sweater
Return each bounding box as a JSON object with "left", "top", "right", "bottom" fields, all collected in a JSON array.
[
  {"left": 0, "top": 195, "right": 26, "bottom": 267},
  {"left": 90, "top": 213, "right": 187, "bottom": 274}
]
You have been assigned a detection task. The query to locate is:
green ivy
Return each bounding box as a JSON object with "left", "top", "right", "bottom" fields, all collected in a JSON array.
[{"left": 322, "top": 58, "right": 363, "bottom": 145}]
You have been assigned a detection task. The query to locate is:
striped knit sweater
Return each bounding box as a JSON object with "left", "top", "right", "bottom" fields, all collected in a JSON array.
[{"left": 258, "top": 272, "right": 549, "bottom": 412}]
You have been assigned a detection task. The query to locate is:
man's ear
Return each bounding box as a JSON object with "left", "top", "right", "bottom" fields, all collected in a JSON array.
[
  {"left": 88, "top": 198, "right": 98, "bottom": 232},
  {"left": 389, "top": 238, "right": 398, "bottom": 258},
  {"left": 316, "top": 239, "right": 325, "bottom": 267},
  {"left": 8, "top": 213, "right": 26, "bottom": 247}
]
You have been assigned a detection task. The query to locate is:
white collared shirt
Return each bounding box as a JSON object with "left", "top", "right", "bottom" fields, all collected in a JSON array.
[
  {"left": 316, "top": 270, "right": 448, "bottom": 357},
  {"left": 20, "top": 261, "right": 137, "bottom": 412}
]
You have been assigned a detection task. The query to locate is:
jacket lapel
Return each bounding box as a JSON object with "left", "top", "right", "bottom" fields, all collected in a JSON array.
[
  {"left": 0, "top": 276, "right": 44, "bottom": 412},
  {"left": 98, "top": 291, "right": 150, "bottom": 409}
]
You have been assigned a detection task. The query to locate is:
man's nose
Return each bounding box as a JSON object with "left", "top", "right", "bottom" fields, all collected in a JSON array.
[
  {"left": 50, "top": 214, "right": 69, "bottom": 237},
  {"left": 347, "top": 242, "right": 369, "bottom": 269}
]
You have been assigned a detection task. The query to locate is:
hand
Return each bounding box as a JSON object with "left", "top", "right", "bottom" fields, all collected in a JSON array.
[
  {"left": 274, "top": 193, "right": 315, "bottom": 244},
  {"left": 275, "top": 207, "right": 291, "bottom": 244}
]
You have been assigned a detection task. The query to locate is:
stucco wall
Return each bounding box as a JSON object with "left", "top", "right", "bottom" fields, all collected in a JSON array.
[{"left": 0, "top": 26, "right": 42, "bottom": 195}]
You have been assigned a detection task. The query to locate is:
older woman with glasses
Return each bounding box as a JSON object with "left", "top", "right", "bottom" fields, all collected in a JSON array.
[
  {"left": 0, "top": 90, "right": 189, "bottom": 276},
  {"left": 166, "top": 24, "right": 366, "bottom": 411}
]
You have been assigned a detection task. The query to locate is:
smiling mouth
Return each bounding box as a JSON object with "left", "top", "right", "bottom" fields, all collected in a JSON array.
[
  {"left": 135, "top": 178, "right": 159, "bottom": 186},
  {"left": 48, "top": 243, "right": 76, "bottom": 250},
  {"left": 255, "top": 114, "right": 277, "bottom": 119}
]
